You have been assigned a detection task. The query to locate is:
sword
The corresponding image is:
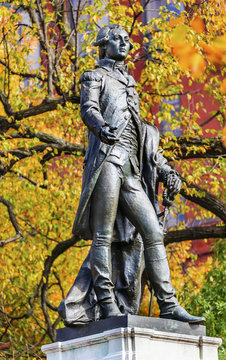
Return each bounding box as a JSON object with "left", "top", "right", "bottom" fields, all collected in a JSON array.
[
  {"left": 158, "top": 188, "right": 175, "bottom": 235},
  {"left": 150, "top": 174, "right": 180, "bottom": 316},
  {"left": 149, "top": 188, "right": 175, "bottom": 317}
]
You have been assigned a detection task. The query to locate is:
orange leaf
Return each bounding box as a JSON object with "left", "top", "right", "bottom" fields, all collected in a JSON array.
[
  {"left": 222, "top": 126, "right": 226, "bottom": 148},
  {"left": 200, "top": 35, "right": 226, "bottom": 67},
  {"left": 171, "top": 42, "right": 196, "bottom": 58},
  {"left": 220, "top": 78, "right": 226, "bottom": 94},
  {"left": 168, "top": 16, "right": 183, "bottom": 28},
  {"left": 190, "top": 16, "right": 205, "bottom": 34}
]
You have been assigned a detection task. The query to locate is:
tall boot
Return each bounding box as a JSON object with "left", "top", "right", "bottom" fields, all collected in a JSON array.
[
  {"left": 90, "top": 242, "right": 121, "bottom": 319},
  {"left": 144, "top": 244, "right": 205, "bottom": 324}
]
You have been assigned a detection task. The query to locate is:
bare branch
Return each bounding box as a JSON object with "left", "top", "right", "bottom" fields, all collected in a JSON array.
[
  {"left": 14, "top": 332, "right": 47, "bottom": 359},
  {"left": 46, "top": 300, "right": 58, "bottom": 312},
  {"left": 0, "top": 90, "right": 14, "bottom": 116},
  {"left": 53, "top": 270, "right": 65, "bottom": 299},
  {"left": 37, "top": 0, "right": 55, "bottom": 97},
  {"left": 14, "top": 94, "right": 79, "bottom": 120},
  {"left": 0, "top": 59, "right": 45, "bottom": 81},
  {"left": 9, "top": 169, "right": 48, "bottom": 189},
  {"left": 2, "top": 27, "right": 10, "bottom": 98},
  {"left": 129, "top": 0, "right": 151, "bottom": 37},
  {"left": 0, "top": 94, "right": 80, "bottom": 133},
  {"left": 164, "top": 225, "right": 226, "bottom": 245},
  {"left": 68, "top": 0, "right": 82, "bottom": 93},
  {"left": 145, "top": 88, "right": 202, "bottom": 98},
  {"left": 27, "top": 6, "right": 45, "bottom": 47},
  {"left": 40, "top": 234, "right": 79, "bottom": 340},
  {"left": 0, "top": 196, "right": 23, "bottom": 235},
  {"left": 54, "top": 0, "right": 75, "bottom": 50},
  {"left": 0, "top": 233, "right": 22, "bottom": 248},
  {"left": 162, "top": 136, "right": 226, "bottom": 160},
  {"left": 0, "top": 275, "right": 43, "bottom": 337},
  {"left": 181, "top": 184, "right": 226, "bottom": 223},
  {"left": 0, "top": 308, "right": 29, "bottom": 321},
  {"left": 3, "top": 126, "right": 76, "bottom": 146},
  {"left": 200, "top": 110, "right": 224, "bottom": 127},
  {"left": 0, "top": 141, "right": 85, "bottom": 176},
  {"left": 55, "top": 28, "right": 75, "bottom": 69},
  {"left": 0, "top": 321, "right": 12, "bottom": 342},
  {"left": 0, "top": 116, "right": 12, "bottom": 132}
]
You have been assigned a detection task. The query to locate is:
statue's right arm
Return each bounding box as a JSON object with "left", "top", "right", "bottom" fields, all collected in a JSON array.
[
  {"left": 80, "top": 71, "right": 118, "bottom": 145},
  {"left": 80, "top": 71, "right": 105, "bottom": 137}
]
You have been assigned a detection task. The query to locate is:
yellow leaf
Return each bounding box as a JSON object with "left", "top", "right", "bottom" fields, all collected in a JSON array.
[{"left": 189, "top": 53, "right": 206, "bottom": 78}]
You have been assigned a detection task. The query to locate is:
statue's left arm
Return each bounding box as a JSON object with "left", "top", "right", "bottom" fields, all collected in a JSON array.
[
  {"left": 142, "top": 123, "right": 181, "bottom": 204},
  {"left": 156, "top": 152, "right": 181, "bottom": 198}
]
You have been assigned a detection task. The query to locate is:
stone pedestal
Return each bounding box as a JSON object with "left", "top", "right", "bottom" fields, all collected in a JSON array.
[{"left": 41, "top": 315, "right": 222, "bottom": 360}]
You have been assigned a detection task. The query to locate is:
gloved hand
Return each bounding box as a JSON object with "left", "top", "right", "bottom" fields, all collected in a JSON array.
[
  {"left": 166, "top": 172, "right": 182, "bottom": 198},
  {"left": 99, "top": 125, "right": 119, "bottom": 145}
]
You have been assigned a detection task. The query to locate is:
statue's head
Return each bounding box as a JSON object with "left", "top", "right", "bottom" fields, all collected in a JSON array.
[{"left": 93, "top": 24, "right": 133, "bottom": 60}]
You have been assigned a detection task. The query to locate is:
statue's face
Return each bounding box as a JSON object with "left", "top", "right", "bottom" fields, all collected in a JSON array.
[{"left": 104, "top": 28, "right": 130, "bottom": 61}]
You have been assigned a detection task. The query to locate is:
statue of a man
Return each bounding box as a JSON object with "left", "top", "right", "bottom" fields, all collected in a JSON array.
[{"left": 58, "top": 24, "right": 205, "bottom": 325}]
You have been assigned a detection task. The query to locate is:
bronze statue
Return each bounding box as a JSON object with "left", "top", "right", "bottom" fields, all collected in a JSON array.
[{"left": 58, "top": 24, "right": 205, "bottom": 325}]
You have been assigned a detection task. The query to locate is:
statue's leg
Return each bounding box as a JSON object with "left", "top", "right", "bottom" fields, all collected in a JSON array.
[
  {"left": 90, "top": 161, "right": 122, "bottom": 318},
  {"left": 119, "top": 165, "right": 205, "bottom": 324}
]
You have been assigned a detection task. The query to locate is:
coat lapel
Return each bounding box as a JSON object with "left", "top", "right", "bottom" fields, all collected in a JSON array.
[
  {"left": 128, "top": 75, "right": 137, "bottom": 87},
  {"left": 105, "top": 69, "right": 128, "bottom": 85}
]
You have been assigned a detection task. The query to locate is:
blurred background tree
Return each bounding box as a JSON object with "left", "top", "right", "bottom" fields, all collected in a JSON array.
[{"left": 0, "top": 0, "right": 225, "bottom": 358}]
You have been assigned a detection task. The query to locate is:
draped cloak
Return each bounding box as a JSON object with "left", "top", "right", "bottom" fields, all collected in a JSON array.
[{"left": 58, "top": 59, "right": 174, "bottom": 325}]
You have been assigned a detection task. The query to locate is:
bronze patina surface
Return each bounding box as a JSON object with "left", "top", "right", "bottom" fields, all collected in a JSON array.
[{"left": 58, "top": 25, "right": 205, "bottom": 326}]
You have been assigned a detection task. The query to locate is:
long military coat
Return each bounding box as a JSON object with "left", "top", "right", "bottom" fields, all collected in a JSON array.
[{"left": 72, "top": 57, "right": 170, "bottom": 242}]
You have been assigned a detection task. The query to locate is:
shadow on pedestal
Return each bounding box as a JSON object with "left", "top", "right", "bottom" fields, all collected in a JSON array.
[{"left": 56, "top": 314, "right": 206, "bottom": 342}]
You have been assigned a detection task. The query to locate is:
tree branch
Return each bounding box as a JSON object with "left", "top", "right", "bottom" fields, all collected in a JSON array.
[
  {"left": 53, "top": 270, "right": 65, "bottom": 299},
  {"left": 146, "top": 88, "right": 202, "bottom": 98},
  {"left": 0, "top": 196, "right": 23, "bottom": 235},
  {"left": 37, "top": 0, "right": 55, "bottom": 97},
  {"left": 14, "top": 95, "right": 80, "bottom": 120},
  {"left": 46, "top": 300, "right": 58, "bottom": 312},
  {"left": 68, "top": 0, "right": 81, "bottom": 93},
  {"left": 2, "top": 27, "right": 10, "bottom": 98},
  {"left": 162, "top": 136, "right": 225, "bottom": 160},
  {"left": 200, "top": 110, "right": 224, "bottom": 127},
  {"left": 0, "top": 141, "right": 85, "bottom": 176},
  {"left": 55, "top": 29, "right": 75, "bottom": 69},
  {"left": 9, "top": 169, "right": 48, "bottom": 189},
  {"left": 0, "top": 139, "right": 85, "bottom": 166},
  {"left": 181, "top": 184, "right": 226, "bottom": 223},
  {"left": 27, "top": 5, "right": 45, "bottom": 48},
  {"left": 4, "top": 126, "right": 78, "bottom": 147},
  {"left": 41, "top": 234, "right": 79, "bottom": 340},
  {"left": 54, "top": 0, "right": 75, "bottom": 51},
  {"left": 0, "top": 59, "right": 45, "bottom": 81},
  {"left": 0, "top": 233, "right": 22, "bottom": 247},
  {"left": 0, "top": 95, "right": 80, "bottom": 133},
  {"left": 164, "top": 225, "right": 226, "bottom": 245},
  {"left": 129, "top": 0, "right": 151, "bottom": 37},
  {"left": 0, "top": 90, "right": 14, "bottom": 116}
]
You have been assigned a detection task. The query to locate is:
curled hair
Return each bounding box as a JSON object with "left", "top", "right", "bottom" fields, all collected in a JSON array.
[{"left": 93, "top": 24, "right": 133, "bottom": 59}]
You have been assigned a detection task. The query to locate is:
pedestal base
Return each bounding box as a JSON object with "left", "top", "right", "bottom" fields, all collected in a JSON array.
[{"left": 42, "top": 316, "right": 222, "bottom": 360}]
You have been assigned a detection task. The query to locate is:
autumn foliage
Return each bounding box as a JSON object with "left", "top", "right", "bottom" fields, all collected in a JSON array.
[{"left": 0, "top": 0, "right": 225, "bottom": 358}]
